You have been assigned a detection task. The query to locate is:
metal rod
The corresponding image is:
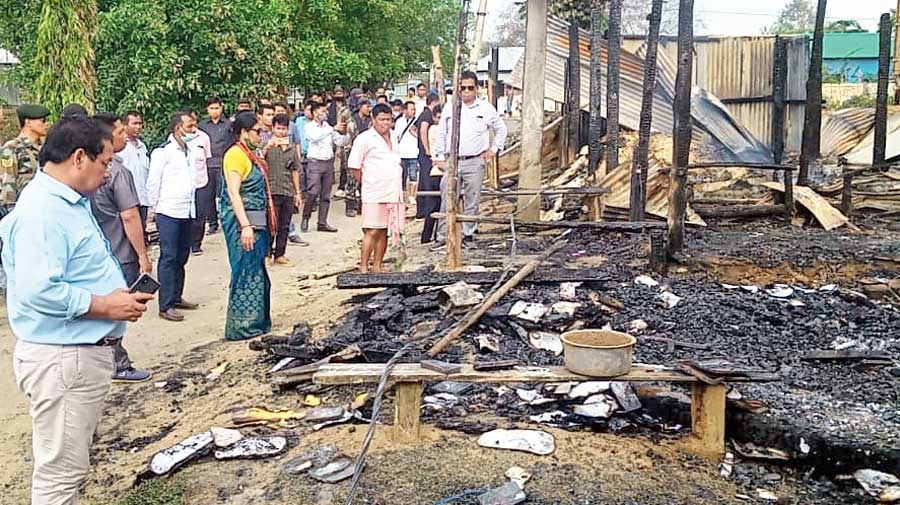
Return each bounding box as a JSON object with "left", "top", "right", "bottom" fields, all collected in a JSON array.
[
  {"left": 630, "top": 0, "right": 663, "bottom": 222},
  {"left": 667, "top": 0, "right": 694, "bottom": 255},
  {"left": 606, "top": 0, "right": 622, "bottom": 171},
  {"left": 798, "top": 0, "right": 826, "bottom": 185},
  {"left": 874, "top": 12, "right": 891, "bottom": 167}
]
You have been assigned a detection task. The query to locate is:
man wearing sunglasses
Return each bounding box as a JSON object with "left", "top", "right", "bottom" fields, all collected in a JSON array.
[
  {"left": 431, "top": 71, "right": 508, "bottom": 250},
  {"left": 0, "top": 104, "right": 51, "bottom": 208}
]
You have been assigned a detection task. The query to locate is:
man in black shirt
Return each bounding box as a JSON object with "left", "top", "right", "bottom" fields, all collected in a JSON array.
[
  {"left": 416, "top": 93, "right": 442, "bottom": 243},
  {"left": 199, "top": 97, "right": 233, "bottom": 234}
]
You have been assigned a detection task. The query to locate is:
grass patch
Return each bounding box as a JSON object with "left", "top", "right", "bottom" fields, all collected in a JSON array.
[{"left": 114, "top": 478, "right": 186, "bottom": 505}]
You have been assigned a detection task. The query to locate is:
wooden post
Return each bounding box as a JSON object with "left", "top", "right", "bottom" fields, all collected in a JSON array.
[
  {"left": 468, "top": 0, "right": 489, "bottom": 72},
  {"left": 783, "top": 166, "right": 794, "bottom": 223},
  {"left": 561, "top": 59, "right": 571, "bottom": 167},
  {"left": 841, "top": 167, "right": 853, "bottom": 217},
  {"left": 667, "top": 0, "right": 694, "bottom": 255},
  {"left": 894, "top": 0, "right": 900, "bottom": 104},
  {"left": 588, "top": 1, "right": 603, "bottom": 177},
  {"left": 518, "top": 0, "right": 547, "bottom": 221},
  {"left": 487, "top": 47, "right": 501, "bottom": 189},
  {"left": 771, "top": 36, "right": 787, "bottom": 166},
  {"left": 629, "top": 0, "right": 663, "bottom": 221},
  {"left": 874, "top": 13, "right": 891, "bottom": 167},
  {"left": 567, "top": 18, "right": 581, "bottom": 162},
  {"left": 606, "top": 0, "right": 622, "bottom": 171},
  {"left": 432, "top": 45, "right": 445, "bottom": 103},
  {"left": 691, "top": 383, "right": 726, "bottom": 458},
  {"left": 798, "top": 0, "right": 826, "bottom": 186},
  {"left": 445, "top": 0, "right": 470, "bottom": 270},
  {"left": 393, "top": 382, "right": 423, "bottom": 441}
]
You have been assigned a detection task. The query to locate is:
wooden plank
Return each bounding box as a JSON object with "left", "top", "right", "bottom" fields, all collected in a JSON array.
[
  {"left": 312, "top": 363, "right": 780, "bottom": 386},
  {"left": 335, "top": 268, "right": 610, "bottom": 289},
  {"left": 430, "top": 213, "right": 667, "bottom": 231},
  {"left": 691, "top": 383, "right": 727, "bottom": 458},
  {"left": 761, "top": 182, "right": 848, "bottom": 230},
  {"left": 393, "top": 382, "right": 423, "bottom": 441}
]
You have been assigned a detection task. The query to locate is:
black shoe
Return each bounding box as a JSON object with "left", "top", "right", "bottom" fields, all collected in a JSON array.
[
  {"left": 175, "top": 299, "right": 199, "bottom": 310},
  {"left": 206, "top": 225, "right": 219, "bottom": 235},
  {"left": 317, "top": 224, "right": 338, "bottom": 233},
  {"left": 462, "top": 236, "right": 477, "bottom": 249},
  {"left": 345, "top": 209, "right": 358, "bottom": 217},
  {"left": 301, "top": 217, "right": 309, "bottom": 233},
  {"left": 429, "top": 240, "right": 446, "bottom": 252},
  {"left": 191, "top": 248, "right": 203, "bottom": 256},
  {"left": 159, "top": 308, "right": 185, "bottom": 322}
]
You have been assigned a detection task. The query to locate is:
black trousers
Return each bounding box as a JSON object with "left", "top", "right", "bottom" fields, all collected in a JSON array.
[
  {"left": 337, "top": 148, "right": 349, "bottom": 190},
  {"left": 157, "top": 214, "right": 192, "bottom": 311},
  {"left": 112, "top": 262, "right": 140, "bottom": 372},
  {"left": 304, "top": 159, "right": 334, "bottom": 227},
  {"left": 207, "top": 166, "right": 221, "bottom": 225},
  {"left": 271, "top": 194, "right": 294, "bottom": 258},
  {"left": 192, "top": 182, "right": 217, "bottom": 250},
  {"left": 417, "top": 154, "right": 442, "bottom": 243}
]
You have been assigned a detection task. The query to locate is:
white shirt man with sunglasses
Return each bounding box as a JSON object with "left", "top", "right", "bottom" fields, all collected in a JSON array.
[{"left": 431, "top": 70, "right": 508, "bottom": 250}]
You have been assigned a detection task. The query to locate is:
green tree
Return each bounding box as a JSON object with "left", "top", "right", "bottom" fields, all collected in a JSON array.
[
  {"left": 825, "top": 19, "right": 867, "bottom": 33},
  {"left": 765, "top": 0, "right": 816, "bottom": 35}
]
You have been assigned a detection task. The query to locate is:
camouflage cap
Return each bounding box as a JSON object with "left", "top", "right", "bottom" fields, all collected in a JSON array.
[{"left": 16, "top": 104, "right": 50, "bottom": 121}]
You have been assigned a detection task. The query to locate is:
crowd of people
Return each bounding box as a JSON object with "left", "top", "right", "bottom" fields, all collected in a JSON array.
[{"left": 0, "top": 71, "right": 507, "bottom": 505}]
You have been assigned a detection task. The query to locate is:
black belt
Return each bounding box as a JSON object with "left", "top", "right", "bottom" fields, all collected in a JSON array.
[
  {"left": 458, "top": 154, "right": 484, "bottom": 161},
  {"left": 93, "top": 338, "right": 121, "bottom": 347}
]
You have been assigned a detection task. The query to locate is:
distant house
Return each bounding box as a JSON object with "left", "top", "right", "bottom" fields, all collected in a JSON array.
[
  {"left": 476, "top": 47, "right": 523, "bottom": 86},
  {"left": 0, "top": 48, "right": 21, "bottom": 105},
  {"left": 822, "top": 32, "right": 894, "bottom": 83}
]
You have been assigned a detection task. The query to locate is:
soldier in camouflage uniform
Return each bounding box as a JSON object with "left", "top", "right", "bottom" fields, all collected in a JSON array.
[{"left": 0, "top": 104, "right": 51, "bottom": 209}]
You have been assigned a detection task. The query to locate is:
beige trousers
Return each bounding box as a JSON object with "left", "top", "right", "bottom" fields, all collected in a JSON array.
[{"left": 13, "top": 340, "right": 114, "bottom": 505}]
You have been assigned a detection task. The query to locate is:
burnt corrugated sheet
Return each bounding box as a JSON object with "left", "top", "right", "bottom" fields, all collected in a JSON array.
[
  {"left": 842, "top": 112, "right": 900, "bottom": 164},
  {"left": 509, "top": 17, "right": 774, "bottom": 163},
  {"left": 820, "top": 108, "right": 876, "bottom": 158}
]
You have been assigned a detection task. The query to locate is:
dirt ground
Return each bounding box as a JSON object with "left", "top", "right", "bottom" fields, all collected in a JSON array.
[{"left": 0, "top": 209, "right": 885, "bottom": 505}]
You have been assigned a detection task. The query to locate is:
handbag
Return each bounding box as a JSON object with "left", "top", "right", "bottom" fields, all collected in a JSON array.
[{"left": 245, "top": 210, "right": 269, "bottom": 231}]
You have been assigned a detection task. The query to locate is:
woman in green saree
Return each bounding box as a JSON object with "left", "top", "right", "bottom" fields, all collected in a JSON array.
[{"left": 221, "top": 112, "right": 277, "bottom": 340}]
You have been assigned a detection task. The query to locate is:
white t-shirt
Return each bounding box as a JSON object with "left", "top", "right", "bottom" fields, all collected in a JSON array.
[{"left": 393, "top": 115, "right": 420, "bottom": 160}]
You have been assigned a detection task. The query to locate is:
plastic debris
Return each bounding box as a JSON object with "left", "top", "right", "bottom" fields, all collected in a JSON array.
[
  {"left": 313, "top": 410, "right": 354, "bottom": 431},
  {"left": 610, "top": 382, "right": 642, "bottom": 413},
  {"left": 309, "top": 456, "right": 357, "bottom": 483},
  {"left": 551, "top": 301, "right": 580, "bottom": 316},
  {"left": 740, "top": 285, "right": 760, "bottom": 293},
  {"left": 505, "top": 466, "right": 531, "bottom": 488},
  {"left": 854, "top": 469, "right": 900, "bottom": 497},
  {"left": 721, "top": 283, "right": 740, "bottom": 290},
  {"left": 799, "top": 437, "right": 810, "bottom": 455},
  {"left": 424, "top": 393, "right": 461, "bottom": 410},
  {"left": 757, "top": 489, "right": 778, "bottom": 501},
  {"left": 149, "top": 431, "right": 213, "bottom": 475},
  {"left": 210, "top": 427, "right": 243, "bottom": 448},
  {"left": 559, "top": 282, "right": 580, "bottom": 301},
  {"left": 476, "top": 334, "right": 501, "bottom": 353},
  {"left": 477, "top": 481, "right": 526, "bottom": 505},
  {"left": 515, "top": 389, "right": 554, "bottom": 406},
  {"left": 718, "top": 452, "right": 734, "bottom": 477},
  {"left": 268, "top": 357, "right": 296, "bottom": 374},
  {"left": 658, "top": 291, "right": 682, "bottom": 309},
  {"left": 432, "top": 382, "right": 474, "bottom": 395},
  {"left": 206, "top": 361, "right": 228, "bottom": 380},
  {"left": 628, "top": 319, "right": 648, "bottom": 332},
  {"left": 508, "top": 301, "right": 548, "bottom": 323},
  {"left": 477, "top": 429, "right": 555, "bottom": 455},
  {"left": 529, "top": 411, "right": 568, "bottom": 425},
  {"left": 549, "top": 382, "right": 575, "bottom": 395},
  {"left": 634, "top": 275, "right": 659, "bottom": 288},
  {"left": 567, "top": 381, "right": 611, "bottom": 399},
  {"left": 305, "top": 407, "right": 347, "bottom": 424},
  {"left": 819, "top": 283, "right": 838, "bottom": 291},
  {"left": 766, "top": 284, "right": 794, "bottom": 298},
  {"left": 214, "top": 436, "right": 287, "bottom": 460},
  {"left": 573, "top": 394, "right": 617, "bottom": 418},
  {"left": 283, "top": 444, "right": 339, "bottom": 475},
  {"left": 529, "top": 331, "right": 563, "bottom": 355},
  {"left": 440, "top": 281, "right": 483, "bottom": 309},
  {"left": 153, "top": 381, "right": 168, "bottom": 388}
]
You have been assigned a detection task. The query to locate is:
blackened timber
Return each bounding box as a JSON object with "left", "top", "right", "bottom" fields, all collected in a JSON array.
[
  {"left": 429, "top": 212, "right": 667, "bottom": 230},
  {"left": 874, "top": 13, "right": 891, "bottom": 167},
  {"left": 336, "top": 269, "right": 612, "bottom": 289},
  {"left": 694, "top": 204, "right": 788, "bottom": 219},
  {"left": 567, "top": 18, "right": 581, "bottom": 160},
  {"left": 686, "top": 162, "right": 794, "bottom": 171},
  {"left": 667, "top": 0, "right": 694, "bottom": 255},
  {"left": 445, "top": 0, "right": 471, "bottom": 269},
  {"left": 798, "top": 0, "right": 827, "bottom": 185},
  {"left": 771, "top": 36, "right": 787, "bottom": 166},
  {"left": 606, "top": 0, "right": 622, "bottom": 171},
  {"left": 841, "top": 168, "right": 853, "bottom": 216},
  {"left": 630, "top": 0, "right": 663, "bottom": 221},
  {"left": 589, "top": 3, "right": 603, "bottom": 176}
]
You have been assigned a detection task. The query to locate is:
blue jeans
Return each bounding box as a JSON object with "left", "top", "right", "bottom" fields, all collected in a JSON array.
[
  {"left": 156, "top": 214, "right": 193, "bottom": 311},
  {"left": 401, "top": 158, "right": 418, "bottom": 191}
]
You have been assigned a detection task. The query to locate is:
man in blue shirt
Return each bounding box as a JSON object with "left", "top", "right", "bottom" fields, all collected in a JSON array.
[{"left": 1, "top": 116, "right": 154, "bottom": 504}]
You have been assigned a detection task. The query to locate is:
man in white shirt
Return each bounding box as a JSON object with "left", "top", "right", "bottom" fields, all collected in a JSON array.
[
  {"left": 394, "top": 101, "right": 420, "bottom": 205},
  {"left": 187, "top": 109, "right": 212, "bottom": 255},
  {"left": 413, "top": 82, "right": 428, "bottom": 116},
  {"left": 431, "top": 70, "right": 508, "bottom": 250},
  {"left": 302, "top": 102, "right": 348, "bottom": 233},
  {"left": 147, "top": 112, "right": 201, "bottom": 322},
  {"left": 119, "top": 111, "right": 150, "bottom": 232}
]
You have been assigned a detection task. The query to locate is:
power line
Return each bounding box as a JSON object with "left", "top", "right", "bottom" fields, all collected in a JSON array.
[{"left": 696, "top": 9, "right": 884, "bottom": 22}]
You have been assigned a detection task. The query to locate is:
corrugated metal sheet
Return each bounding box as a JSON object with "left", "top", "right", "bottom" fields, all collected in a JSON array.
[
  {"left": 820, "top": 108, "right": 875, "bottom": 157},
  {"left": 843, "top": 112, "right": 900, "bottom": 164},
  {"left": 509, "top": 17, "right": 773, "bottom": 163}
]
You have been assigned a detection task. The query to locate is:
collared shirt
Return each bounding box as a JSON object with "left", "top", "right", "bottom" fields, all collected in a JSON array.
[
  {"left": 264, "top": 139, "right": 300, "bottom": 197},
  {"left": 147, "top": 135, "right": 198, "bottom": 219},
  {"left": 413, "top": 96, "right": 427, "bottom": 116},
  {"left": 199, "top": 117, "right": 234, "bottom": 169},
  {"left": 305, "top": 120, "right": 348, "bottom": 161},
  {"left": 0, "top": 134, "right": 42, "bottom": 205},
  {"left": 120, "top": 136, "right": 150, "bottom": 206},
  {"left": 393, "top": 115, "right": 420, "bottom": 159},
  {"left": 432, "top": 97, "right": 508, "bottom": 160},
  {"left": 90, "top": 155, "right": 140, "bottom": 266},
  {"left": 188, "top": 130, "right": 212, "bottom": 188},
  {"left": 0, "top": 171, "right": 127, "bottom": 344},
  {"left": 294, "top": 115, "right": 309, "bottom": 155},
  {"left": 348, "top": 128, "right": 403, "bottom": 204}
]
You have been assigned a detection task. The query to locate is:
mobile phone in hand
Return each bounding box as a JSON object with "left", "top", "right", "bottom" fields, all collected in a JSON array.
[{"left": 129, "top": 273, "right": 160, "bottom": 295}]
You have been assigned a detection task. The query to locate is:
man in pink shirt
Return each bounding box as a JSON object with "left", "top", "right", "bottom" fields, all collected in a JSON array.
[{"left": 348, "top": 103, "right": 404, "bottom": 273}]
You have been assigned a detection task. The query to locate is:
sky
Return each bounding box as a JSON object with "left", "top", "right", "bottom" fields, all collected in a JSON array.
[{"left": 485, "top": 0, "right": 892, "bottom": 36}]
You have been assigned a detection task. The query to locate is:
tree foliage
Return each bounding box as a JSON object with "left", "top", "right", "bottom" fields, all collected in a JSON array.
[
  {"left": 0, "top": 0, "right": 458, "bottom": 139},
  {"left": 33, "top": 0, "right": 97, "bottom": 116},
  {"left": 764, "top": 0, "right": 816, "bottom": 35},
  {"left": 824, "top": 20, "right": 867, "bottom": 33}
]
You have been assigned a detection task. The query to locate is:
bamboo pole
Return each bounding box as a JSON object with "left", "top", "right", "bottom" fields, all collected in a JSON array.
[
  {"left": 629, "top": 0, "right": 663, "bottom": 221},
  {"left": 468, "top": 0, "right": 490, "bottom": 72},
  {"left": 431, "top": 45, "right": 445, "bottom": 103},
  {"left": 488, "top": 47, "right": 501, "bottom": 189},
  {"left": 798, "top": 0, "right": 826, "bottom": 186},
  {"left": 518, "top": 0, "right": 547, "bottom": 221},
  {"left": 606, "top": 0, "right": 622, "bottom": 171},
  {"left": 667, "top": 0, "right": 694, "bottom": 255},
  {"left": 445, "top": 0, "right": 471, "bottom": 270}
]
